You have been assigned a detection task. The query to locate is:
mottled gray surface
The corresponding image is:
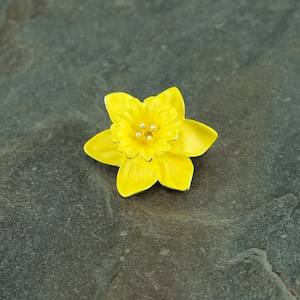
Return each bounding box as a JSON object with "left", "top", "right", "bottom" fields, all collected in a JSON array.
[{"left": 1, "top": 0, "right": 300, "bottom": 299}]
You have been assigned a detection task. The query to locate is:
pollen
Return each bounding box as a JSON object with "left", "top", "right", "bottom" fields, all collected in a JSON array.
[{"left": 136, "top": 124, "right": 154, "bottom": 142}]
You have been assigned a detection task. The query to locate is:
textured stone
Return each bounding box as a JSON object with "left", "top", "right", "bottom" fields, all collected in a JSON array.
[{"left": 0, "top": 0, "right": 299, "bottom": 299}]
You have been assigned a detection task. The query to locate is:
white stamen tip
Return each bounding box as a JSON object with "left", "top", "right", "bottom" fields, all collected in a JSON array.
[
  {"left": 140, "top": 123, "right": 145, "bottom": 129},
  {"left": 136, "top": 132, "right": 141, "bottom": 137},
  {"left": 150, "top": 125, "right": 156, "bottom": 131},
  {"left": 146, "top": 135, "right": 152, "bottom": 141}
]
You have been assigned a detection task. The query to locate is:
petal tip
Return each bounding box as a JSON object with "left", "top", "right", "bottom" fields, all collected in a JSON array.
[
  {"left": 83, "top": 138, "right": 92, "bottom": 157},
  {"left": 83, "top": 130, "right": 124, "bottom": 166},
  {"left": 156, "top": 87, "right": 185, "bottom": 119},
  {"left": 117, "top": 181, "right": 155, "bottom": 198},
  {"left": 168, "top": 86, "right": 181, "bottom": 93},
  {"left": 116, "top": 157, "right": 158, "bottom": 197}
]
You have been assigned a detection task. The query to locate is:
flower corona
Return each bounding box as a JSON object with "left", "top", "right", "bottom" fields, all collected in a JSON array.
[{"left": 84, "top": 87, "right": 218, "bottom": 197}]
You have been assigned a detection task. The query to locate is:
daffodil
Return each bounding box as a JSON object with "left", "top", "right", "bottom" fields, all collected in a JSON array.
[{"left": 84, "top": 87, "right": 218, "bottom": 197}]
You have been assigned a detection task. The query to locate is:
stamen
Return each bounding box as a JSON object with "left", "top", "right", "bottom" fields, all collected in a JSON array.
[
  {"left": 146, "top": 135, "right": 152, "bottom": 141},
  {"left": 136, "top": 132, "right": 141, "bottom": 137},
  {"left": 140, "top": 123, "right": 145, "bottom": 129},
  {"left": 150, "top": 125, "right": 156, "bottom": 131}
]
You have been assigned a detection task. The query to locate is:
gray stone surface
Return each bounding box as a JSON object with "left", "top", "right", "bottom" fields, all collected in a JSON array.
[{"left": 0, "top": 0, "right": 299, "bottom": 299}]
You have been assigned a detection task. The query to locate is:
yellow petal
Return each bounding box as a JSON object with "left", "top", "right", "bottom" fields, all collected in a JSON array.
[
  {"left": 117, "top": 155, "right": 158, "bottom": 197},
  {"left": 170, "top": 119, "right": 218, "bottom": 157},
  {"left": 84, "top": 129, "right": 124, "bottom": 166},
  {"left": 156, "top": 87, "right": 185, "bottom": 119},
  {"left": 156, "top": 152, "right": 194, "bottom": 191},
  {"left": 104, "top": 92, "right": 135, "bottom": 123},
  {"left": 143, "top": 96, "right": 161, "bottom": 108}
]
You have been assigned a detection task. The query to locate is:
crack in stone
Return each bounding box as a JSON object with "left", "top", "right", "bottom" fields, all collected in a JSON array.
[
  {"left": 105, "top": 261, "right": 124, "bottom": 300},
  {"left": 104, "top": 231, "right": 129, "bottom": 299},
  {"left": 273, "top": 270, "right": 299, "bottom": 300},
  {"left": 91, "top": 234, "right": 127, "bottom": 300},
  {"left": 228, "top": 248, "right": 298, "bottom": 300}
]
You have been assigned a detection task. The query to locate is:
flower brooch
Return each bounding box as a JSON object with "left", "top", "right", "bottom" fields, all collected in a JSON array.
[{"left": 84, "top": 87, "right": 218, "bottom": 197}]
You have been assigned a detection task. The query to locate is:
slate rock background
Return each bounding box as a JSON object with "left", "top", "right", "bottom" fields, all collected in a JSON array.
[{"left": 0, "top": 0, "right": 299, "bottom": 299}]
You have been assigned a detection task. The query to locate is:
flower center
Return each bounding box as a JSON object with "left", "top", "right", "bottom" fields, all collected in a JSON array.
[
  {"left": 135, "top": 123, "right": 156, "bottom": 142},
  {"left": 110, "top": 97, "right": 179, "bottom": 161}
]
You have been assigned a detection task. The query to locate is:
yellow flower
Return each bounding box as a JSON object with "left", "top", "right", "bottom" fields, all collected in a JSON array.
[{"left": 84, "top": 87, "right": 218, "bottom": 197}]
